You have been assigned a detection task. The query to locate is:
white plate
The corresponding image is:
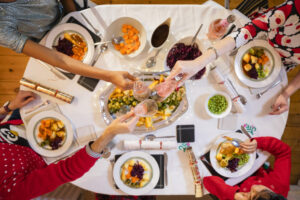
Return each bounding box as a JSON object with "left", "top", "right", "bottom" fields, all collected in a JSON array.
[
  {"left": 234, "top": 40, "right": 282, "bottom": 88},
  {"left": 205, "top": 92, "right": 232, "bottom": 119},
  {"left": 210, "top": 132, "right": 256, "bottom": 178},
  {"left": 113, "top": 151, "right": 160, "bottom": 195},
  {"left": 45, "top": 23, "right": 95, "bottom": 70},
  {"left": 26, "top": 111, "right": 73, "bottom": 157},
  {"left": 104, "top": 17, "right": 147, "bottom": 59}
]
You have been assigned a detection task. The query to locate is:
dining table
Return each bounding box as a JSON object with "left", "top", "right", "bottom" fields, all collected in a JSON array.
[{"left": 20, "top": 0, "right": 289, "bottom": 196}]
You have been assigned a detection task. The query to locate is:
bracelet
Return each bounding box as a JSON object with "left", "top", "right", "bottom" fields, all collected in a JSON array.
[{"left": 207, "top": 47, "right": 219, "bottom": 60}]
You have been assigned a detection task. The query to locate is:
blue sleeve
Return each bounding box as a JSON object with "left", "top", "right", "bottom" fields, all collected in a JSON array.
[{"left": 0, "top": 21, "right": 29, "bottom": 53}]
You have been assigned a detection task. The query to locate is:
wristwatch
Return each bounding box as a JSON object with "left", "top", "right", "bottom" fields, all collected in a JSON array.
[{"left": 3, "top": 101, "right": 12, "bottom": 113}]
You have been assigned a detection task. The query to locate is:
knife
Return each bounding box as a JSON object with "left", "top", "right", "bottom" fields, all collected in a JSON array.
[
  {"left": 80, "top": 12, "right": 101, "bottom": 36},
  {"left": 221, "top": 24, "right": 236, "bottom": 40},
  {"left": 36, "top": 59, "right": 66, "bottom": 80},
  {"left": 241, "top": 125, "right": 252, "bottom": 139},
  {"left": 164, "top": 152, "right": 168, "bottom": 186}
]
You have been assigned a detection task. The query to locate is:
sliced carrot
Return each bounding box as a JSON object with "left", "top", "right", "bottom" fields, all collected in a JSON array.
[{"left": 131, "top": 177, "right": 139, "bottom": 183}]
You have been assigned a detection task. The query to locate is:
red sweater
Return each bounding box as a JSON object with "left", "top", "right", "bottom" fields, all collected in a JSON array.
[
  {"left": 203, "top": 137, "right": 291, "bottom": 200},
  {"left": 0, "top": 143, "right": 98, "bottom": 200}
]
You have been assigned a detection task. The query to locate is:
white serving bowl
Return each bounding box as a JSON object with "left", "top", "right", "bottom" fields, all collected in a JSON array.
[
  {"left": 104, "top": 17, "right": 147, "bottom": 59},
  {"left": 205, "top": 92, "right": 232, "bottom": 119},
  {"left": 163, "top": 36, "right": 209, "bottom": 78}
]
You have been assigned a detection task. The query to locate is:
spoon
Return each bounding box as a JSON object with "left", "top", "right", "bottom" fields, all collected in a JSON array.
[
  {"left": 144, "top": 134, "right": 175, "bottom": 141},
  {"left": 190, "top": 24, "right": 203, "bottom": 45},
  {"left": 146, "top": 48, "right": 162, "bottom": 68},
  {"left": 91, "top": 44, "right": 108, "bottom": 66},
  {"left": 227, "top": 79, "right": 247, "bottom": 105},
  {"left": 94, "top": 36, "right": 124, "bottom": 46},
  {"left": 256, "top": 79, "right": 281, "bottom": 99}
]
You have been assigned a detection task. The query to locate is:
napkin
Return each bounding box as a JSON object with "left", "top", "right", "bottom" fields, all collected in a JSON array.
[
  {"left": 123, "top": 140, "right": 177, "bottom": 150},
  {"left": 210, "top": 67, "right": 246, "bottom": 113},
  {"left": 22, "top": 100, "right": 98, "bottom": 164}
]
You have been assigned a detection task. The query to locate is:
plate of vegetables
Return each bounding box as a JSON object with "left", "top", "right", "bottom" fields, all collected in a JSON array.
[
  {"left": 113, "top": 151, "right": 159, "bottom": 195},
  {"left": 234, "top": 40, "right": 282, "bottom": 88},
  {"left": 99, "top": 72, "right": 188, "bottom": 133},
  {"left": 26, "top": 111, "right": 73, "bottom": 157},
  {"left": 45, "top": 23, "right": 95, "bottom": 68},
  {"left": 205, "top": 92, "right": 232, "bottom": 118},
  {"left": 210, "top": 133, "right": 256, "bottom": 178}
]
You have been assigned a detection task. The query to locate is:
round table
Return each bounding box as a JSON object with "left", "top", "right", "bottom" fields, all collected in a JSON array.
[{"left": 21, "top": 1, "right": 289, "bottom": 196}]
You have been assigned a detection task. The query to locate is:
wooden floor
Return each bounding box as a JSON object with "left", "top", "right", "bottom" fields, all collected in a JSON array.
[{"left": 0, "top": 0, "right": 299, "bottom": 185}]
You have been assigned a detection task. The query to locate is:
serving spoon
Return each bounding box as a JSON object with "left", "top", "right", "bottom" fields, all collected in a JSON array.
[
  {"left": 94, "top": 36, "right": 124, "bottom": 46},
  {"left": 144, "top": 134, "right": 175, "bottom": 141}
]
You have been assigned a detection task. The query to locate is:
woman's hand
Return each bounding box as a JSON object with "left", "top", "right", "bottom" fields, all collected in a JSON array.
[
  {"left": 9, "top": 90, "right": 36, "bottom": 110},
  {"left": 108, "top": 71, "right": 137, "bottom": 90},
  {"left": 106, "top": 111, "right": 139, "bottom": 135},
  {"left": 240, "top": 139, "right": 257, "bottom": 154},
  {"left": 269, "top": 93, "right": 289, "bottom": 115},
  {"left": 234, "top": 192, "right": 249, "bottom": 200},
  {"left": 166, "top": 60, "right": 202, "bottom": 85}
]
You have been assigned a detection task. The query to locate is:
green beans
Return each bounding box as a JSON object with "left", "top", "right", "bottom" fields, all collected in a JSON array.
[{"left": 208, "top": 95, "right": 228, "bottom": 114}]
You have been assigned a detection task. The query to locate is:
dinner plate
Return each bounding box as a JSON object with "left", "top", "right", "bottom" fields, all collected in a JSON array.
[
  {"left": 234, "top": 40, "right": 282, "bottom": 88},
  {"left": 113, "top": 151, "right": 159, "bottom": 195},
  {"left": 26, "top": 111, "right": 73, "bottom": 157},
  {"left": 45, "top": 23, "right": 95, "bottom": 70},
  {"left": 210, "top": 132, "right": 256, "bottom": 178}
]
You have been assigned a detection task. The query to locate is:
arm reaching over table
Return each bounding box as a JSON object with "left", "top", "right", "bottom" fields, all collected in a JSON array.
[
  {"left": 23, "top": 40, "right": 136, "bottom": 90},
  {"left": 1, "top": 111, "right": 139, "bottom": 200}
]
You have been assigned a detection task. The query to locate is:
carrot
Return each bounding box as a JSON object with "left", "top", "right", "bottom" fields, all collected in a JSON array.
[{"left": 131, "top": 177, "right": 139, "bottom": 183}]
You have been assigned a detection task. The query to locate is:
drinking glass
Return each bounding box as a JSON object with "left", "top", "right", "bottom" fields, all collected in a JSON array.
[
  {"left": 133, "top": 80, "right": 151, "bottom": 101},
  {"left": 134, "top": 99, "right": 158, "bottom": 117}
]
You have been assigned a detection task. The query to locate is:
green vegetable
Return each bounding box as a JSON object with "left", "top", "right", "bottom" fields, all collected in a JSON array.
[
  {"left": 208, "top": 95, "right": 228, "bottom": 114},
  {"left": 234, "top": 153, "right": 250, "bottom": 166}
]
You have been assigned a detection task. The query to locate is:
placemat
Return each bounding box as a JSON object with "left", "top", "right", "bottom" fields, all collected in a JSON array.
[
  {"left": 115, "top": 154, "right": 165, "bottom": 189},
  {"left": 200, "top": 130, "right": 259, "bottom": 181}
]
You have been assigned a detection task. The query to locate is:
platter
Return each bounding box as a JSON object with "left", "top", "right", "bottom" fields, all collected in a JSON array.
[{"left": 99, "top": 72, "right": 188, "bottom": 133}]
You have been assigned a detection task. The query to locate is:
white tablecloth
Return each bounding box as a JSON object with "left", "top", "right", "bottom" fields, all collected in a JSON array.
[{"left": 21, "top": 1, "right": 289, "bottom": 195}]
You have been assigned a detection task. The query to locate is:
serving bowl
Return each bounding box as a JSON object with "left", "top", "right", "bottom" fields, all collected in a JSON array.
[
  {"left": 205, "top": 92, "right": 232, "bottom": 119},
  {"left": 104, "top": 17, "right": 147, "bottom": 58}
]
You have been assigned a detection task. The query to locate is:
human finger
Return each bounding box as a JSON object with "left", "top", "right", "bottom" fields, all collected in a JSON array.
[
  {"left": 23, "top": 96, "right": 35, "bottom": 105},
  {"left": 126, "top": 115, "right": 139, "bottom": 132},
  {"left": 269, "top": 105, "right": 288, "bottom": 115},
  {"left": 124, "top": 72, "right": 137, "bottom": 81},
  {"left": 119, "top": 111, "right": 135, "bottom": 122}
]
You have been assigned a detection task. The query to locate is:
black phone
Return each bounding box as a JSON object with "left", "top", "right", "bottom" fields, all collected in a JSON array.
[{"left": 176, "top": 124, "right": 195, "bottom": 143}]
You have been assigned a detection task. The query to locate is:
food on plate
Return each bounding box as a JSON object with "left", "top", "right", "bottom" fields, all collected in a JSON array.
[
  {"left": 54, "top": 32, "right": 87, "bottom": 61},
  {"left": 107, "top": 75, "right": 185, "bottom": 129},
  {"left": 114, "top": 24, "right": 140, "bottom": 55},
  {"left": 216, "top": 140, "right": 250, "bottom": 172},
  {"left": 166, "top": 43, "right": 206, "bottom": 79},
  {"left": 208, "top": 94, "right": 228, "bottom": 114},
  {"left": 242, "top": 47, "right": 271, "bottom": 80},
  {"left": 121, "top": 159, "right": 152, "bottom": 188},
  {"left": 37, "top": 118, "right": 66, "bottom": 150}
]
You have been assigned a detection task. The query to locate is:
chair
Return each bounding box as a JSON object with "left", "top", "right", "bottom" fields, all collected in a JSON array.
[{"left": 224, "top": 0, "right": 268, "bottom": 17}]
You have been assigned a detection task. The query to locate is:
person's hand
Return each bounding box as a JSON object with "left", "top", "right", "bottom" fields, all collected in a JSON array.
[
  {"left": 166, "top": 60, "right": 202, "bottom": 86},
  {"left": 269, "top": 93, "right": 289, "bottom": 115},
  {"left": 108, "top": 71, "right": 137, "bottom": 90},
  {"left": 234, "top": 192, "right": 249, "bottom": 200},
  {"left": 106, "top": 111, "right": 139, "bottom": 135},
  {"left": 9, "top": 90, "right": 36, "bottom": 110},
  {"left": 240, "top": 139, "right": 257, "bottom": 154}
]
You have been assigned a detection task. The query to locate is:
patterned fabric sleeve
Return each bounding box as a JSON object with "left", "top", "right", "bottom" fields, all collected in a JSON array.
[{"left": 229, "top": 0, "right": 292, "bottom": 49}]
